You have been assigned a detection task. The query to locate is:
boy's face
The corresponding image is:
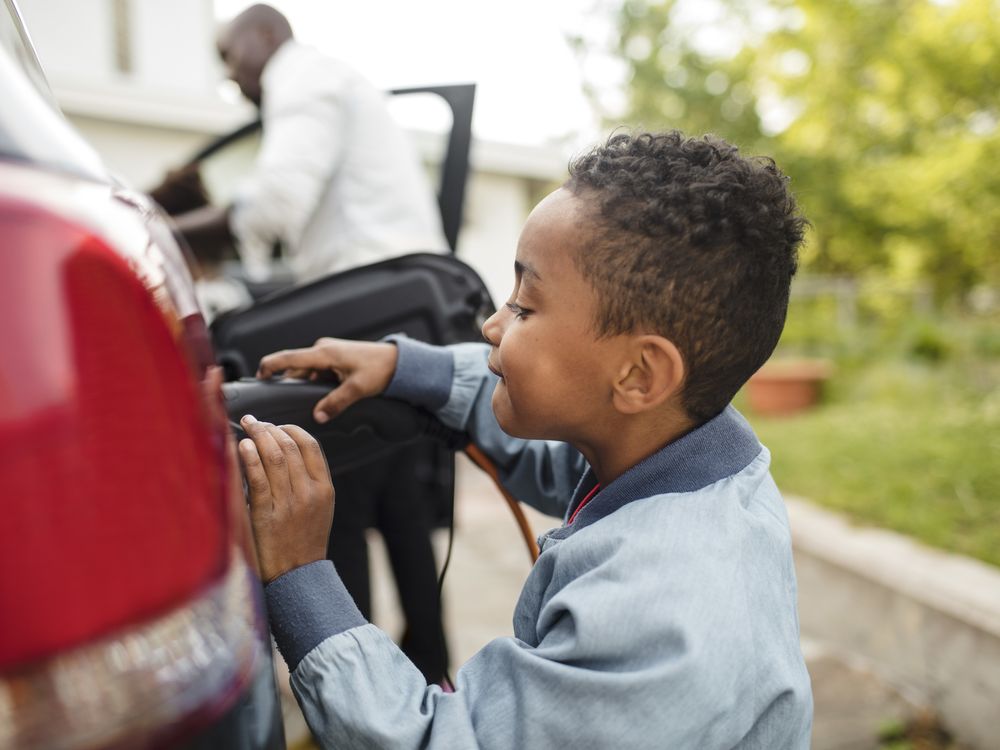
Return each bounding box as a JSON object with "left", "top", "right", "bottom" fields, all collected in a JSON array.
[{"left": 482, "top": 189, "right": 628, "bottom": 445}]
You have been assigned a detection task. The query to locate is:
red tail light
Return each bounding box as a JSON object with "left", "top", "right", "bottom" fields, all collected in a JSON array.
[
  {"left": 0, "top": 551, "right": 264, "bottom": 750},
  {"left": 0, "top": 195, "right": 229, "bottom": 668}
]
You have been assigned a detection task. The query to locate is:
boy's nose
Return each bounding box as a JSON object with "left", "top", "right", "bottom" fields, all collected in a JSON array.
[{"left": 481, "top": 307, "right": 505, "bottom": 347}]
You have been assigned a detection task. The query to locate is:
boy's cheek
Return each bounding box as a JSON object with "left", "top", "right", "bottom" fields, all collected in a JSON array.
[
  {"left": 490, "top": 382, "right": 542, "bottom": 440},
  {"left": 490, "top": 383, "right": 519, "bottom": 436}
]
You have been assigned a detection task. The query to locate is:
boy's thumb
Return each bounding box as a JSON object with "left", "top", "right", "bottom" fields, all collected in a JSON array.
[{"left": 312, "top": 380, "right": 361, "bottom": 424}]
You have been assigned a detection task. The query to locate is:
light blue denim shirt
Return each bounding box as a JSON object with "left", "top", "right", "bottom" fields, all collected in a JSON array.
[{"left": 265, "top": 339, "right": 813, "bottom": 749}]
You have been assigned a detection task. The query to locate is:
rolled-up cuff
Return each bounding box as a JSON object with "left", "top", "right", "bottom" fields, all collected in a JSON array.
[
  {"left": 382, "top": 335, "right": 454, "bottom": 411},
  {"left": 264, "top": 560, "right": 366, "bottom": 671}
]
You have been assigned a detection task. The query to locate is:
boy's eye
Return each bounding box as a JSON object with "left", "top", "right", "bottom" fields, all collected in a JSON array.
[{"left": 505, "top": 302, "right": 532, "bottom": 320}]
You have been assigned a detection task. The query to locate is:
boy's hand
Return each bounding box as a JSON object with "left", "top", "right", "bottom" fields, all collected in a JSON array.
[
  {"left": 239, "top": 416, "right": 334, "bottom": 584},
  {"left": 257, "top": 338, "right": 398, "bottom": 423}
]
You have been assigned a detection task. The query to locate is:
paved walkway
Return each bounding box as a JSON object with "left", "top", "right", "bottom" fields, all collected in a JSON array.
[{"left": 279, "top": 454, "right": 956, "bottom": 749}]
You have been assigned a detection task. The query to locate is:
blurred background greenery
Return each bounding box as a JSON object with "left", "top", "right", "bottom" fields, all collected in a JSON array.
[{"left": 573, "top": 0, "right": 1000, "bottom": 564}]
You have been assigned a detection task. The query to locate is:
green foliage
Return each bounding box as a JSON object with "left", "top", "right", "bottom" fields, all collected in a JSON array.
[
  {"left": 611, "top": 0, "right": 764, "bottom": 148},
  {"left": 876, "top": 712, "right": 959, "bottom": 749},
  {"left": 775, "top": 0, "right": 1000, "bottom": 298},
  {"left": 907, "top": 320, "right": 951, "bottom": 363},
  {"left": 579, "top": 0, "right": 1000, "bottom": 297},
  {"left": 973, "top": 326, "right": 1000, "bottom": 359},
  {"left": 738, "top": 310, "right": 1000, "bottom": 566}
]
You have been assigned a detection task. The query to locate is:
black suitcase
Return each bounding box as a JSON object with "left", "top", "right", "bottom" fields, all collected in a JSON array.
[{"left": 212, "top": 252, "right": 493, "bottom": 377}]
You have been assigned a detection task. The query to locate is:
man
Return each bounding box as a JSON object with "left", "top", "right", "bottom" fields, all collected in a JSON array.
[{"left": 173, "top": 3, "right": 447, "bottom": 282}]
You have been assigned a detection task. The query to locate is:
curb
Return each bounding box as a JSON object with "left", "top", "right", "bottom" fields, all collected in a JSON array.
[{"left": 787, "top": 498, "right": 1000, "bottom": 750}]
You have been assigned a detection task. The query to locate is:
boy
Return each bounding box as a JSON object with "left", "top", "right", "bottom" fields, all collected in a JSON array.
[{"left": 239, "top": 131, "right": 814, "bottom": 748}]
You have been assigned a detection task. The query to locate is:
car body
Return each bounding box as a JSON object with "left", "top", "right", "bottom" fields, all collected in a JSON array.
[{"left": 0, "top": 1, "right": 285, "bottom": 747}]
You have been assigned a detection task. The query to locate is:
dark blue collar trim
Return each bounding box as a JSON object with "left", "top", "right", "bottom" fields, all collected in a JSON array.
[{"left": 553, "top": 406, "right": 761, "bottom": 539}]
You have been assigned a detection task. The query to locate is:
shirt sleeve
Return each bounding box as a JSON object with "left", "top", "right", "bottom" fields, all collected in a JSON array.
[
  {"left": 229, "top": 81, "right": 346, "bottom": 280},
  {"left": 383, "top": 336, "right": 587, "bottom": 519}
]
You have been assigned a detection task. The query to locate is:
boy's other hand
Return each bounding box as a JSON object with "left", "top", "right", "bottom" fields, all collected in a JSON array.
[
  {"left": 257, "top": 338, "right": 398, "bottom": 423},
  {"left": 239, "top": 417, "right": 334, "bottom": 584}
]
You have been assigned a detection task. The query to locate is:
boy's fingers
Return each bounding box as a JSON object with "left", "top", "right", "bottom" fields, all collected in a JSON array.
[
  {"left": 280, "top": 424, "right": 331, "bottom": 481},
  {"left": 312, "top": 380, "right": 362, "bottom": 423},
  {"left": 258, "top": 348, "right": 331, "bottom": 379},
  {"left": 241, "top": 416, "right": 291, "bottom": 495},
  {"left": 238, "top": 438, "right": 272, "bottom": 510},
  {"left": 265, "top": 422, "right": 310, "bottom": 494}
]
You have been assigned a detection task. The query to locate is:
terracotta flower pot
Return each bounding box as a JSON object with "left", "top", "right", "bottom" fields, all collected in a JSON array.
[{"left": 747, "top": 359, "right": 832, "bottom": 416}]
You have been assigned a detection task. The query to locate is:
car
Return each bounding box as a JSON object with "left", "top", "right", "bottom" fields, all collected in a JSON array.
[{"left": 0, "top": 0, "right": 285, "bottom": 747}]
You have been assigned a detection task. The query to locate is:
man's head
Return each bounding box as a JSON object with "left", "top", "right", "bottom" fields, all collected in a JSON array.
[
  {"left": 217, "top": 4, "right": 293, "bottom": 106},
  {"left": 482, "top": 131, "right": 805, "bottom": 448}
]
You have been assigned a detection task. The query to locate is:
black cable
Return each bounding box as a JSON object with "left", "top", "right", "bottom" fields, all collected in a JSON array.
[
  {"left": 436, "top": 474, "right": 457, "bottom": 692},
  {"left": 415, "top": 417, "right": 467, "bottom": 691}
]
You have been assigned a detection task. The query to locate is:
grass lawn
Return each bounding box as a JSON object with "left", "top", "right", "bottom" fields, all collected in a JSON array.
[{"left": 737, "top": 309, "right": 1000, "bottom": 567}]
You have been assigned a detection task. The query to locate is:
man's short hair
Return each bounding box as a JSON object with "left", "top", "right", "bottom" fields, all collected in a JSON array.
[{"left": 565, "top": 130, "right": 807, "bottom": 423}]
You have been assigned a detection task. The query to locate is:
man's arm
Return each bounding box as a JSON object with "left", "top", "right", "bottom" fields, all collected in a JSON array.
[{"left": 172, "top": 205, "right": 232, "bottom": 244}]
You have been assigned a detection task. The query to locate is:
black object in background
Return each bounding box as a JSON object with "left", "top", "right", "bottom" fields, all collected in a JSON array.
[{"left": 211, "top": 252, "right": 494, "bottom": 380}]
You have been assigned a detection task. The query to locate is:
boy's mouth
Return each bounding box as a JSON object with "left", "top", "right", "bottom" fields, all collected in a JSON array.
[{"left": 487, "top": 358, "right": 504, "bottom": 380}]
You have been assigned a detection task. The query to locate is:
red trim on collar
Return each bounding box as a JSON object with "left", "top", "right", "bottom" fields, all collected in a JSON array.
[{"left": 568, "top": 483, "right": 601, "bottom": 525}]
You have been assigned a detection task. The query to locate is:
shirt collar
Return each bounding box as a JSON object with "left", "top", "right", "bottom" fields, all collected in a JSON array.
[{"left": 552, "top": 405, "right": 762, "bottom": 540}]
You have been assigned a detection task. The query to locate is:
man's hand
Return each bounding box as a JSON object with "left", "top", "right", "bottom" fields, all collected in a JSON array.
[
  {"left": 239, "top": 416, "right": 334, "bottom": 584},
  {"left": 257, "top": 338, "right": 399, "bottom": 423},
  {"left": 148, "top": 163, "right": 210, "bottom": 217}
]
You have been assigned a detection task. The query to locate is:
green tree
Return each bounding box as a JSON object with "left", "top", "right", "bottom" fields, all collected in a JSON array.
[
  {"left": 770, "top": 0, "right": 1000, "bottom": 296},
  {"left": 609, "top": 0, "right": 764, "bottom": 148},
  {"left": 578, "top": 0, "right": 1000, "bottom": 297}
]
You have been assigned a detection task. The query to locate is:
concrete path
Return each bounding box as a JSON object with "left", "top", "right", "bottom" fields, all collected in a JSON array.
[{"left": 279, "top": 455, "right": 961, "bottom": 749}]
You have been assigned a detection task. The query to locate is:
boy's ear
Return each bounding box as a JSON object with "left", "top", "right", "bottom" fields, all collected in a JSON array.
[{"left": 611, "top": 335, "right": 686, "bottom": 415}]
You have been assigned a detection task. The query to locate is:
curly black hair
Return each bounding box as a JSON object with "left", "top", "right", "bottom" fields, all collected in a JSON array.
[{"left": 565, "top": 131, "right": 807, "bottom": 423}]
